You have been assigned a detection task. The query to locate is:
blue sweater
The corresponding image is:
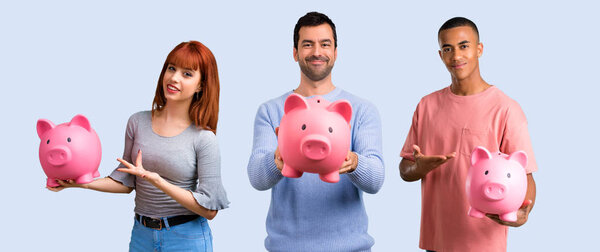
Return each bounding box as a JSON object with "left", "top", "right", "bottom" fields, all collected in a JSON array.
[{"left": 247, "top": 88, "right": 385, "bottom": 252}]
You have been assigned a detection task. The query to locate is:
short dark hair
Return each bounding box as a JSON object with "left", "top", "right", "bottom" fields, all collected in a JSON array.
[
  {"left": 293, "top": 12, "right": 337, "bottom": 49},
  {"left": 438, "top": 17, "right": 479, "bottom": 41}
]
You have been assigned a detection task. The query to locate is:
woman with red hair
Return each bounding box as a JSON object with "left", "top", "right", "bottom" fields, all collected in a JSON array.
[{"left": 49, "top": 41, "right": 229, "bottom": 251}]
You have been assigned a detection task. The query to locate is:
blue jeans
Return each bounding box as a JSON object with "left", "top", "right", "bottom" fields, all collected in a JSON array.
[{"left": 129, "top": 215, "right": 213, "bottom": 252}]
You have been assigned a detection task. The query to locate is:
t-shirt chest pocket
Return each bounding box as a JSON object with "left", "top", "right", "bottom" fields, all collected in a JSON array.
[{"left": 459, "top": 127, "right": 496, "bottom": 156}]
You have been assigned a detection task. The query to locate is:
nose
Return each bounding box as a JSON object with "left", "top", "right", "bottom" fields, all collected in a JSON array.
[
  {"left": 483, "top": 182, "right": 506, "bottom": 201},
  {"left": 301, "top": 134, "right": 331, "bottom": 161},
  {"left": 47, "top": 145, "right": 72, "bottom": 166}
]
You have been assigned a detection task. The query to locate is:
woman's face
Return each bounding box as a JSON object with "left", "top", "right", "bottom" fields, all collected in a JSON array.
[{"left": 162, "top": 63, "right": 201, "bottom": 104}]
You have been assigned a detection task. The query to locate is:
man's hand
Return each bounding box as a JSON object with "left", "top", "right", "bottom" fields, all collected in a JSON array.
[
  {"left": 339, "top": 151, "right": 358, "bottom": 174},
  {"left": 486, "top": 199, "right": 533, "bottom": 227},
  {"left": 273, "top": 127, "right": 284, "bottom": 172},
  {"left": 413, "top": 145, "right": 455, "bottom": 171},
  {"left": 399, "top": 145, "right": 456, "bottom": 181}
]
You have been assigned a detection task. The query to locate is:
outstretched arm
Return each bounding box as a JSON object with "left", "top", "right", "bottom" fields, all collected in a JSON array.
[
  {"left": 47, "top": 177, "right": 133, "bottom": 193},
  {"left": 399, "top": 145, "right": 456, "bottom": 181}
]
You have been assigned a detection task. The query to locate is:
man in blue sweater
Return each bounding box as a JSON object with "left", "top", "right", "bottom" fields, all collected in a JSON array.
[{"left": 247, "top": 12, "right": 385, "bottom": 252}]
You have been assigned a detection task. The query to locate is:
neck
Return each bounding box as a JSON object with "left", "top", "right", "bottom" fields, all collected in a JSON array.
[
  {"left": 450, "top": 71, "right": 490, "bottom": 96},
  {"left": 156, "top": 101, "right": 192, "bottom": 125},
  {"left": 294, "top": 74, "right": 335, "bottom": 97}
]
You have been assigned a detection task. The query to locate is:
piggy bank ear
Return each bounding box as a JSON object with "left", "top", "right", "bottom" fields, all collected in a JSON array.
[
  {"left": 284, "top": 93, "right": 309, "bottom": 114},
  {"left": 471, "top": 146, "right": 492, "bottom": 166},
  {"left": 327, "top": 100, "right": 352, "bottom": 124},
  {"left": 69, "top": 114, "right": 92, "bottom": 132},
  {"left": 36, "top": 119, "right": 55, "bottom": 139},
  {"left": 508, "top": 150, "right": 528, "bottom": 169}
]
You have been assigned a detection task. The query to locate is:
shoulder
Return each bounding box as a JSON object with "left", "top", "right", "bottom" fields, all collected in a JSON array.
[
  {"left": 255, "top": 91, "right": 293, "bottom": 119},
  {"left": 419, "top": 87, "right": 447, "bottom": 105},
  {"left": 490, "top": 87, "right": 527, "bottom": 120},
  {"left": 191, "top": 129, "right": 219, "bottom": 151},
  {"left": 126, "top": 110, "right": 150, "bottom": 126},
  {"left": 336, "top": 89, "right": 378, "bottom": 114}
]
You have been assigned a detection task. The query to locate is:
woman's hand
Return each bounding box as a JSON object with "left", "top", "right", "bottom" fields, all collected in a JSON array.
[
  {"left": 46, "top": 179, "right": 87, "bottom": 192},
  {"left": 117, "top": 150, "right": 160, "bottom": 183}
]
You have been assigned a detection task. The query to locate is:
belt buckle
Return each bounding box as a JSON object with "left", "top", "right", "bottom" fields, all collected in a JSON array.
[{"left": 143, "top": 217, "right": 163, "bottom": 230}]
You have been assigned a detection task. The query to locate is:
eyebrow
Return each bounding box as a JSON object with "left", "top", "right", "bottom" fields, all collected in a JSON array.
[
  {"left": 167, "top": 63, "right": 194, "bottom": 72},
  {"left": 301, "top": 39, "right": 332, "bottom": 44},
  {"left": 442, "top": 40, "right": 470, "bottom": 48}
]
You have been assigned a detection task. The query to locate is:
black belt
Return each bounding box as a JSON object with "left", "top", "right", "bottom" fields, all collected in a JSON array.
[{"left": 135, "top": 213, "right": 199, "bottom": 230}]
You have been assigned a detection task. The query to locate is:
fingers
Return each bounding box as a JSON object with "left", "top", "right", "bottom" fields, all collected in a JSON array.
[
  {"left": 446, "top": 152, "right": 457, "bottom": 159},
  {"left": 117, "top": 158, "right": 134, "bottom": 169},
  {"left": 135, "top": 149, "right": 143, "bottom": 167},
  {"left": 520, "top": 199, "right": 533, "bottom": 208},
  {"left": 412, "top": 145, "right": 422, "bottom": 158}
]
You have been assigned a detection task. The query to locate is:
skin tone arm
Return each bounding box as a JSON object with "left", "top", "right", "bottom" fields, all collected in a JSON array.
[
  {"left": 486, "top": 173, "right": 536, "bottom": 227},
  {"left": 399, "top": 145, "right": 456, "bottom": 181},
  {"left": 273, "top": 127, "right": 358, "bottom": 174},
  {"left": 47, "top": 177, "right": 133, "bottom": 194},
  {"left": 116, "top": 150, "right": 218, "bottom": 220}
]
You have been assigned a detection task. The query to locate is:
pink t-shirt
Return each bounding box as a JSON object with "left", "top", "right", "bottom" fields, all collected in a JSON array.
[{"left": 400, "top": 86, "right": 537, "bottom": 252}]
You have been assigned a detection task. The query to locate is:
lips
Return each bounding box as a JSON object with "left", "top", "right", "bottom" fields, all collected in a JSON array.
[
  {"left": 452, "top": 62, "right": 466, "bottom": 69},
  {"left": 166, "top": 84, "right": 180, "bottom": 93}
]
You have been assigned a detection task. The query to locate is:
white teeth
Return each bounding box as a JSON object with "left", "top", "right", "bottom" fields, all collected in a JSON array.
[{"left": 167, "top": 85, "right": 179, "bottom": 91}]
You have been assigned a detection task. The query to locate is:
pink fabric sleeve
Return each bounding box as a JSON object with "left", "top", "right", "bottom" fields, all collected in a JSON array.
[
  {"left": 400, "top": 104, "right": 419, "bottom": 161},
  {"left": 500, "top": 103, "right": 538, "bottom": 173}
]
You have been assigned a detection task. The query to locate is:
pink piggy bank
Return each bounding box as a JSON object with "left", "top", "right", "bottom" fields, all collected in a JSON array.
[
  {"left": 278, "top": 93, "right": 352, "bottom": 183},
  {"left": 37, "top": 114, "right": 101, "bottom": 187},
  {"left": 466, "top": 146, "right": 528, "bottom": 222}
]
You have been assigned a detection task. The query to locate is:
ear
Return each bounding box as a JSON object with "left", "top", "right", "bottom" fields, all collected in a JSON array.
[
  {"left": 327, "top": 99, "right": 352, "bottom": 124},
  {"left": 293, "top": 47, "right": 298, "bottom": 62},
  {"left": 36, "top": 119, "right": 55, "bottom": 139},
  {"left": 508, "top": 150, "right": 528, "bottom": 169},
  {"left": 471, "top": 146, "right": 492, "bottom": 166},
  {"left": 477, "top": 42, "right": 483, "bottom": 58},
  {"left": 69, "top": 114, "right": 92, "bottom": 132},
  {"left": 284, "top": 93, "right": 309, "bottom": 114}
]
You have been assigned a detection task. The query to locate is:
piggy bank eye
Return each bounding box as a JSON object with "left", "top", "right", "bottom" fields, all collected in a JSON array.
[
  {"left": 328, "top": 127, "right": 333, "bottom": 133},
  {"left": 317, "top": 100, "right": 321, "bottom": 103},
  {"left": 46, "top": 139, "right": 50, "bottom": 144},
  {"left": 484, "top": 170, "right": 489, "bottom": 175},
  {"left": 507, "top": 173, "right": 511, "bottom": 178},
  {"left": 301, "top": 124, "right": 306, "bottom": 130},
  {"left": 67, "top": 137, "right": 71, "bottom": 143}
]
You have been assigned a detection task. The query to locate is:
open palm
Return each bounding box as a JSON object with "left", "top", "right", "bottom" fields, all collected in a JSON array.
[{"left": 117, "top": 150, "right": 160, "bottom": 182}]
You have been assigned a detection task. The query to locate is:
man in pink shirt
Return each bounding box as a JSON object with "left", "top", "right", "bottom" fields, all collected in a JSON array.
[{"left": 399, "top": 17, "right": 537, "bottom": 252}]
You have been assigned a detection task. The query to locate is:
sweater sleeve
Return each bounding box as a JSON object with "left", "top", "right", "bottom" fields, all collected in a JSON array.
[
  {"left": 191, "top": 131, "right": 230, "bottom": 210},
  {"left": 346, "top": 103, "right": 385, "bottom": 194},
  {"left": 109, "top": 113, "right": 136, "bottom": 188},
  {"left": 247, "top": 103, "right": 284, "bottom": 191}
]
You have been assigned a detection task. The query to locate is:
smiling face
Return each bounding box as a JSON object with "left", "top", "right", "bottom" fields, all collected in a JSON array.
[
  {"left": 438, "top": 26, "right": 483, "bottom": 82},
  {"left": 162, "top": 63, "right": 201, "bottom": 104},
  {"left": 294, "top": 24, "right": 337, "bottom": 82}
]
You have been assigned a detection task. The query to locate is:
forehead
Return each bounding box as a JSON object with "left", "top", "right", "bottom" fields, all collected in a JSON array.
[
  {"left": 438, "top": 26, "right": 478, "bottom": 46},
  {"left": 298, "top": 24, "right": 334, "bottom": 41}
]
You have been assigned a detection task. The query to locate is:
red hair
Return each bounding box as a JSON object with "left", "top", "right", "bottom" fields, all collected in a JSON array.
[{"left": 152, "top": 41, "right": 220, "bottom": 134}]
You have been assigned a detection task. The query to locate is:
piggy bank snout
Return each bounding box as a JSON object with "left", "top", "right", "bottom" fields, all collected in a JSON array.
[
  {"left": 483, "top": 182, "right": 506, "bottom": 201},
  {"left": 46, "top": 146, "right": 72, "bottom": 166},
  {"left": 301, "top": 135, "right": 331, "bottom": 161}
]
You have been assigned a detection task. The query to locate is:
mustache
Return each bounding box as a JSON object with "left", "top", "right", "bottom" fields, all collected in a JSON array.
[{"left": 305, "top": 56, "right": 329, "bottom": 62}]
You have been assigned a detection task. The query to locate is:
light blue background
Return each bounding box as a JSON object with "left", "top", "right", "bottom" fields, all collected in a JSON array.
[{"left": 1, "top": 0, "right": 597, "bottom": 251}]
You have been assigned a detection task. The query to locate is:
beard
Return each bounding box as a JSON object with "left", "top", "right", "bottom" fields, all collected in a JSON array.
[{"left": 298, "top": 55, "right": 334, "bottom": 81}]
